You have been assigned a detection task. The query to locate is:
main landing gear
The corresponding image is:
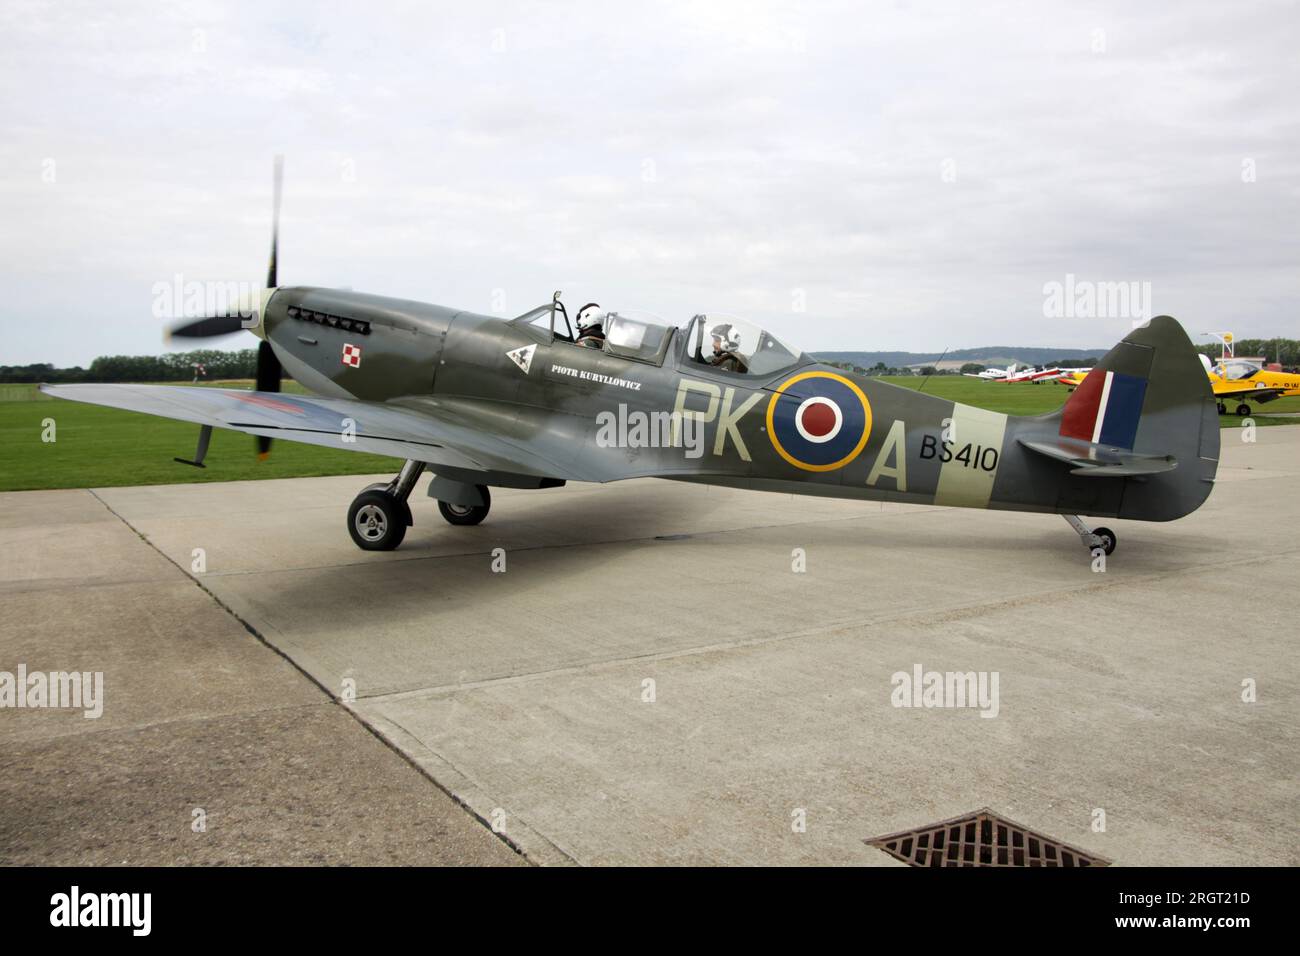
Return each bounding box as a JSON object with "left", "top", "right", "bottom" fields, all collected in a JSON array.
[
  {"left": 1063, "top": 514, "right": 1116, "bottom": 556},
  {"left": 1217, "top": 401, "right": 1253, "bottom": 416},
  {"left": 348, "top": 460, "right": 423, "bottom": 551},
  {"left": 347, "top": 460, "right": 493, "bottom": 550},
  {"left": 437, "top": 489, "right": 491, "bottom": 526}
]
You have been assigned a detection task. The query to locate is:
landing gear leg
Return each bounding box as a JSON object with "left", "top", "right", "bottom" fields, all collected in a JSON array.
[
  {"left": 347, "top": 460, "right": 426, "bottom": 551},
  {"left": 1063, "top": 514, "right": 1116, "bottom": 556},
  {"left": 1216, "top": 401, "right": 1227, "bottom": 415}
]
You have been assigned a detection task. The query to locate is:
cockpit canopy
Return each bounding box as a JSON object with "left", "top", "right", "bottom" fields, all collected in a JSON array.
[
  {"left": 510, "top": 298, "right": 805, "bottom": 376},
  {"left": 683, "top": 313, "right": 802, "bottom": 376},
  {"left": 1218, "top": 359, "right": 1261, "bottom": 381},
  {"left": 602, "top": 311, "right": 673, "bottom": 363}
]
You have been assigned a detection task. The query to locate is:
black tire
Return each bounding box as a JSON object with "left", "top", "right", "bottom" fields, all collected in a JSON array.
[
  {"left": 1216, "top": 402, "right": 1227, "bottom": 415},
  {"left": 1092, "top": 526, "right": 1116, "bottom": 556},
  {"left": 1235, "top": 403, "right": 1251, "bottom": 417},
  {"left": 348, "top": 489, "right": 408, "bottom": 551},
  {"left": 438, "top": 486, "right": 491, "bottom": 526}
]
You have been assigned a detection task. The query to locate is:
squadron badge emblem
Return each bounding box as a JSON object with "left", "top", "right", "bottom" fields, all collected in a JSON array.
[{"left": 506, "top": 344, "right": 536, "bottom": 375}]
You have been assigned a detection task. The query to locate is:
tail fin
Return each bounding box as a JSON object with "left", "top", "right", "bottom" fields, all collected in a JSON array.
[
  {"left": 1032, "top": 316, "right": 1219, "bottom": 520},
  {"left": 1061, "top": 349, "right": 1151, "bottom": 450}
]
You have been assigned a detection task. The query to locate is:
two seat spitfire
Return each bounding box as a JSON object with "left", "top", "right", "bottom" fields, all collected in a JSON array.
[{"left": 43, "top": 164, "right": 1220, "bottom": 557}]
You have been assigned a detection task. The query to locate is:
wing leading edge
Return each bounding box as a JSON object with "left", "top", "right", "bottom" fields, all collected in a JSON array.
[{"left": 39, "top": 383, "right": 591, "bottom": 480}]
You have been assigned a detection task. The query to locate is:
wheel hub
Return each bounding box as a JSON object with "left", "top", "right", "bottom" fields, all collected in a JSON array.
[{"left": 355, "top": 503, "right": 387, "bottom": 540}]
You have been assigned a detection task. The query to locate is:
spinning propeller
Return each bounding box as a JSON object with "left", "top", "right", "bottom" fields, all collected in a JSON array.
[{"left": 168, "top": 157, "right": 284, "bottom": 458}]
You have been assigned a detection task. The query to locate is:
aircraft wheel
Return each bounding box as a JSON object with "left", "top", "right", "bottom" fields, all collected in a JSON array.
[
  {"left": 348, "top": 489, "right": 409, "bottom": 551},
  {"left": 1092, "top": 527, "right": 1117, "bottom": 556},
  {"left": 438, "top": 486, "right": 491, "bottom": 526},
  {"left": 1216, "top": 402, "right": 1227, "bottom": 415},
  {"left": 1235, "top": 403, "right": 1251, "bottom": 416}
]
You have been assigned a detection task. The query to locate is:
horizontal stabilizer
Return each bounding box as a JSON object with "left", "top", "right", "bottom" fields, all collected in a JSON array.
[{"left": 1019, "top": 436, "right": 1178, "bottom": 477}]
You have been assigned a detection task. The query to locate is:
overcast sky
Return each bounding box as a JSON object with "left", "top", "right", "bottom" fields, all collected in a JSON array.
[{"left": 2, "top": 0, "right": 1297, "bottom": 367}]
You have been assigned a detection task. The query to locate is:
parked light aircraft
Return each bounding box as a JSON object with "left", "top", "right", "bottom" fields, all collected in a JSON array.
[{"left": 41, "top": 162, "right": 1220, "bottom": 557}]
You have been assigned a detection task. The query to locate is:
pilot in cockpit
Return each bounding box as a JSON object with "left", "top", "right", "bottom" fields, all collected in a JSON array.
[
  {"left": 575, "top": 304, "right": 606, "bottom": 348},
  {"left": 706, "top": 323, "right": 749, "bottom": 373}
]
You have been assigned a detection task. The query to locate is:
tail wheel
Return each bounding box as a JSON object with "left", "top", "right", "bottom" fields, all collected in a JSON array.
[
  {"left": 438, "top": 486, "right": 491, "bottom": 526},
  {"left": 348, "top": 489, "right": 409, "bottom": 551},
  {"left": 1092, "top": 527, "right": 1117, "bottom": 556}
]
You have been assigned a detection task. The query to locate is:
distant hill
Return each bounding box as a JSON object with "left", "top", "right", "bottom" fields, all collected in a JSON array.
[{"left": 812, "top": 346, "right": 1109, "bottom": 368}]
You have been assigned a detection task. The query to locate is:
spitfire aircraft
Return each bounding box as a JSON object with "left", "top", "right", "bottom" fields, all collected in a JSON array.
[{"left": 42, "top": 163, "right": 1220, "bottom": 557}]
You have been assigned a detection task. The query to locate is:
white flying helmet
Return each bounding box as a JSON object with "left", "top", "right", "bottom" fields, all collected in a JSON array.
[
  {"left": 576, "top": 303, "right": 604, "bottom": 331},
  {"left": 710, "top": 323, "right": 741, "bottom": 351}
]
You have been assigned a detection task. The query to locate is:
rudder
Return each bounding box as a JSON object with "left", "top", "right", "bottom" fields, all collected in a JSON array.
[{"left": 1062, "top": 316, "right": 1219, "bottom": 519}]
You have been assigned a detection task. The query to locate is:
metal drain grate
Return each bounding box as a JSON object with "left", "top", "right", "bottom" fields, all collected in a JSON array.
[{"left": 864, "top": 807, "right": 1110, "bottom": 867}]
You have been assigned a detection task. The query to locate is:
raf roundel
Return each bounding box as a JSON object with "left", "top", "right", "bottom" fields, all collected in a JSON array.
[{"left": 766, "top": 371, "right": 872, "bottom": 471}]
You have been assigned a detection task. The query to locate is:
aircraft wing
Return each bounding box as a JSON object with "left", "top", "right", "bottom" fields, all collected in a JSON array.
[
  {"left": 1018, "top": 436, "right": 1178, "bottom": 477},
  {"left": 39, "top": 383, "right": 603, "bottom": 481},
  {"left": 1210, "top": 381, "right": 1286, "bottom": 402}
]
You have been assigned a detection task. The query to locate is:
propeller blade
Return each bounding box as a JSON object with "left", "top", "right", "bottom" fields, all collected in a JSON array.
[
  {"left": 256, "top": 157, "right": 284, "bottom": 460},
  {"left": 255, "top": 339, "right": 282, "bottom": 459},
  {"left": 266, "top": 154, "right": 283, "bottom": 289},
  {"left": 256, "top": 339, "right": 282, "bottom": 392},
  {"left": 168, "top": 314, "right": 246, "bottom": 339}
]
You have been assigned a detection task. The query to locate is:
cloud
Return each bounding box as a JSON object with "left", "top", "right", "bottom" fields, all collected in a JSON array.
[{"left": 2, "top": 0, "right": 1297, "bottom": 365}]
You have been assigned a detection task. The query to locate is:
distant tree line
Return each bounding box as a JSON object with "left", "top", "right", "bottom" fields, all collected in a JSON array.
[
  {"left": 826, "top": 358, "right": 1104, "bottom": 377},
  {"left": 1, "top": 349, "right": 261, "bottom": 383},
  {"left": 830, "top": 338, "right": 1300, "bottom": 377},
  {"left": 826, "top": 360, "right": 911, "bottom": 375},
  {"left": 1193, "top": 338, "right": 1299, "bottom": 368}
]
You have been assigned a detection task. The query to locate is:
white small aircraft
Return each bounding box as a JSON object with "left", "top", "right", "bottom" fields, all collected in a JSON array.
[
  {"left": 964, "top": 364, "right": 1020, "bottom": 381},
  {"left": 966, "top": 364, "right": 1067, "bottom": 383},
  {"left": 997, "top": 365, "right": 1064, "bottom": 384}
]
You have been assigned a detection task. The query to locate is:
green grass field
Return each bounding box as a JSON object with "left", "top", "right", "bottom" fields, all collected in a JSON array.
[
  {"left": 2, "top": 377, "right": 1295, "bottom": 492},
  {"left": 878, "top": 374, "right": 1300, "bottom": 425},
  {"left": 0, "top": 382, "right": 402, "bottom": 492}
]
